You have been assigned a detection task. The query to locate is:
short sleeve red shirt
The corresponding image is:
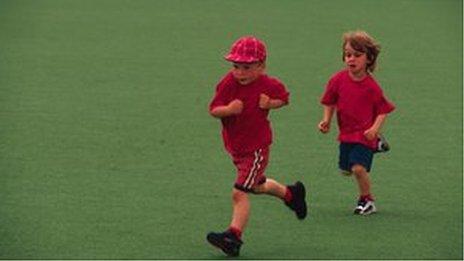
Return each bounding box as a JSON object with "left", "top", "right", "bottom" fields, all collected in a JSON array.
[
  {"left": 320, "top": 70, "right": 395, "bottom": 150},
  {"left": 210, "top": 72, "right": 289, "bottom": 154}
]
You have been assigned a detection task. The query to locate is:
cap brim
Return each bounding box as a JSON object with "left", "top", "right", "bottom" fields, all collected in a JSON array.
[{"left": 224, "top": 55, "right": 262, "bottom": 63}]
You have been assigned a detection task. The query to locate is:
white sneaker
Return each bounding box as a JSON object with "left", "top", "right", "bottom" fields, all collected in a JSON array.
[
  {"left": 375, "top": 134, "right": 390, "bottom": 153},
  {"left": 354, "top": 200, "right": 377, "bottom": 215}
]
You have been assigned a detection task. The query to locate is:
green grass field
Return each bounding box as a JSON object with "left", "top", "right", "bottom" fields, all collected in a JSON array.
[{"left": 0, "top": 0, "right": 462, "bottom": 259}]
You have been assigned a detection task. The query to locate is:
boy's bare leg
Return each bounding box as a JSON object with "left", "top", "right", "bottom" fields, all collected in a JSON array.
[
  {"left": 351, "top": 164, "right": 376, "bottom": 215},
  {"left": 207, "top": 188, "right": 245, "bottom": 257},
  {"left": 253, "top": 178, "right": 307, "bottom": 219},
  {"left": 252, "top": 178, "right": 287, "bottom": 199},
  {"left": 229, "top": 188, "right": 250, "bottom": 232},
  {"left": 352, "top": 164, "right": 371, "bottom": 196}
]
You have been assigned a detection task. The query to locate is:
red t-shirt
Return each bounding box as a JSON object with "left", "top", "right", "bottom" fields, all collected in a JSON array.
[
  {"left": 209, "top": 72, "right": 290, "bottom": 154},
  {"left": 320, "top": 70, "right": 395, "bottom": 150}
]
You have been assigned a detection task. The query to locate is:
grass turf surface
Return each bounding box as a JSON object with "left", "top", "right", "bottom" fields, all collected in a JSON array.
[{"left": 0, "top": 0, "right": 462, "bottom": 259}]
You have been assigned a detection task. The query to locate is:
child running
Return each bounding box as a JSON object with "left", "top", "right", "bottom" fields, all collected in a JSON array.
[
  {"left": 318, "top": 30, "right": 395, "bottom": 215},
  {"left": 207, "top": 36, "right": 308, "bottom": 257}
]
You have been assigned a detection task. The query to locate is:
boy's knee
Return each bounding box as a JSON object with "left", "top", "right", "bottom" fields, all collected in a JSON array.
[
  {"left": 351, "top": 164, "right": 367, "bottom": 176},
  {"left": 232, "top": 189, "right": 248, "bottom": 202}
]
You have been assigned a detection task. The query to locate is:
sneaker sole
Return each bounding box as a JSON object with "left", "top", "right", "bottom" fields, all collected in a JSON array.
[
  {"left": 295, "top": 182, "right": 308, "bottom": 219},
  {"left": 206, "top": 234, "right": 239, "bottom": 257},
  {"left": 354, "top": 205, "right": 377, "bottom": 216},
  {"left": 361, "top": 206, "right": 377, "bottom": 215}
]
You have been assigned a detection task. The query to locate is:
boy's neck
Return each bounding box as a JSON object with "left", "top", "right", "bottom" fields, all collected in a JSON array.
[{"left": 348, "top": 70, "right": 368, "bottom": 82}]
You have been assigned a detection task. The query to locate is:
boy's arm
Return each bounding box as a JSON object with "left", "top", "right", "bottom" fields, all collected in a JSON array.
[
  {"left": 318, "top": 105, "right": 335, "bottom": 133},
  {"left": 210, "top": 99, "right": 243, "bottom": 118},
  {"left": 364, "top": 113, "right": 388, "bottom": 140},
  {"left": 259, "top": 94, "right": 287, "bottom": 109}
]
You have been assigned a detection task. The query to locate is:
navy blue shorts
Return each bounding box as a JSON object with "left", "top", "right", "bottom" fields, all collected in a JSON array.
[{"left": 339, "top": 143, "right": 374, "bottom": 173}]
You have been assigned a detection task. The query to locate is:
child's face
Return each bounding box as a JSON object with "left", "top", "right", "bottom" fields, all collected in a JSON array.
[
  {"left": 231, "top": 62, "right": 264, "bottom": 85},
  {"left": 344, "top": 42, "right": 368, "bottom": 77}
]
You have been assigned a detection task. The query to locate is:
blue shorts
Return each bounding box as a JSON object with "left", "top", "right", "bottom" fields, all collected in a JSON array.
[{"left": 339, "top": 143, "right": 374, "bottom": 173}]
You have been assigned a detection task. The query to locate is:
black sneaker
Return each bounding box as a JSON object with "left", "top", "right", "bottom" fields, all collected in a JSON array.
[
  {"left": 353, "top": 200, "right": 377, "bottom": 215},
  {"left": 206, "top": 231, "right": 242, "bottom": 257},
  {"left": 285, "top": 181, "right": 308, "bottom": 219},
  {"left": 375, "top": 134, "right": 390, "bottom": 153}
]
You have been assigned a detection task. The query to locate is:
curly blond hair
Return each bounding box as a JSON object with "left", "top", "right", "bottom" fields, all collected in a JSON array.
[{"left": 342, "top": 31, "right": 381, "bottom": 73}]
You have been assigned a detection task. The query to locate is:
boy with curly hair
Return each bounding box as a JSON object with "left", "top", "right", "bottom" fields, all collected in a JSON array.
[{"left": 318, "top": 31, "right": 395, "bottom": 215}]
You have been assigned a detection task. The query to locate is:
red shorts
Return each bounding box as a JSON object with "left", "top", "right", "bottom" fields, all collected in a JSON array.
[{"left": 231, "top": 147, "right": 269, "bottom": 192}]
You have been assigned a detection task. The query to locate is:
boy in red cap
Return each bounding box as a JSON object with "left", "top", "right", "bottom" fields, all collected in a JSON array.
[
  {"left": 207, "top": 36, "right": 308, "bottom": 257},
  {"left": 318, "top": 31, "right": 395, "bottom": 215}
]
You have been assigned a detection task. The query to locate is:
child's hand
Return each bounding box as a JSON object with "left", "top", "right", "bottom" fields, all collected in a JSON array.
[
  {"left": 363, "top": 128, "right": 378, "bottom": 141},
  {"left": 228, "top": 99, "right": 244, "bottom": 115},
  {"left": 259, "top": 94, "right": 270, "bottom": 109},
  {"left": 318, "top": 120, "right": 330, "bottom": 133}
]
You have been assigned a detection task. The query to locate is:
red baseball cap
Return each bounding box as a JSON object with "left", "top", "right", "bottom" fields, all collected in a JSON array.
[{"left": 224, "top": 36, "right": 267, "bottom": 63}]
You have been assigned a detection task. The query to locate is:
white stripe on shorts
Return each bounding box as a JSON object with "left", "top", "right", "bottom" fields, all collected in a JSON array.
[{"left": 244, "top": 149, "right": 262, "bottom": 190}]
